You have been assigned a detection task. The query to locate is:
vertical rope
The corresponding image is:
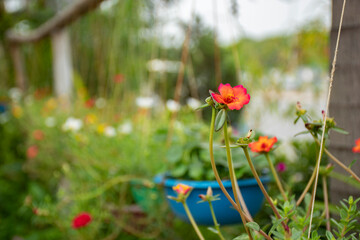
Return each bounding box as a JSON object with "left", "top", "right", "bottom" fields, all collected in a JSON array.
[{"left": 307, "top": 0, "right": 347, "bottom": 237}]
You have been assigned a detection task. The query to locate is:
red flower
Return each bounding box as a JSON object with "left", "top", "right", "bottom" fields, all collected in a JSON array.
[
  {"left": 113, "top": 74, "right": 125, "bottom": 84},
  {"left": 85, "top": 98, "right": 95, "bottom": 108},
  {"left": 33, "top": 130, "right": 44, "bottom": 141},
  {"left": 249, "top": 136, "right": 277, "bottom": 153},
  {"left": 352, "top": 138, "right": 360, "bottom": 153},
  {"left": 173, "top": 183, "right": 193, "bottom": 195},
  {"left": 27, "top": 146, "right": 39, "bottom": 159},
  {"left": 211, "top": 83, "right": 250, "bottom": 110},
  {"left": 33, "top": 208, "right": 39, "bottom": 215},
  {"left": 72, "top": 212, "right": 92, "bottom": 229}
]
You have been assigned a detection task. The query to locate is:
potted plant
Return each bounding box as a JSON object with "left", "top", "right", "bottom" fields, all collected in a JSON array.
[{"left": 154, "top": 122, "right": 270, "bottom": 225}]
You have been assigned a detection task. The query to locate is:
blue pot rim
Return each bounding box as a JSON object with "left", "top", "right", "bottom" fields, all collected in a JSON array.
[{"left": 154, "top": 173, "right": 270, "bottom": 189}]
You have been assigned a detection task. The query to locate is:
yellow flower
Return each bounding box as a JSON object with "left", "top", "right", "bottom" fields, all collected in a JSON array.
[
  {"left": 84, "top": 114, "right": 97, "bottom": 125},
  {"left": 12, "top": 105, "right": 23, "bottom": 118},
  {"left": 97, "top": 123, "right": 107, "bottom": 134}
]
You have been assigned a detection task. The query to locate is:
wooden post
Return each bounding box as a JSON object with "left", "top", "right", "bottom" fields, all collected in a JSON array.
[
  {"left": 51, "top": 28, "right": 73, "bottom": 100},
  {"left": 9, "top": 43, "right": 27, "bottom": 91},
  {"left": 329, "top": 0, "right": 360, "bottom": 204}
]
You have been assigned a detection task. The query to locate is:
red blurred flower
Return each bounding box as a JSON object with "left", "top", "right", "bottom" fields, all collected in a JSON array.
[
  {"left": 352, "top": 138, "right": 360, "bottom": 153},
  {"left": 249, "top": 136, "right": 277, "bottom": 153},
  {"left": 113, "top": 74, "right": 125, "bottom": 84},
  {"left": 173, "top": 183, "right": 192, "bottom": 195},
  {"left": 85, "top": 98, "right": 95, "bottom": 108},
  {"left": 33, "top": 130, "right": 44, "bottom": 141},
  {"left": 72, "top": 212, "right": 92, "bottom": 229},
  {"left": 27, "top": 146, "right": 38, "bottom": 159},
  {"left": 276, "top": 162, "right": 287, "bottom": 173},
  {"left": 33, "top": 208, "right": 38, "bottom": 215},
  {"left": 34, "top": 88, "right": 50, "bottom": 100},
  {"left": 211, "top": 83, "right": 250, "bottom": 110}
]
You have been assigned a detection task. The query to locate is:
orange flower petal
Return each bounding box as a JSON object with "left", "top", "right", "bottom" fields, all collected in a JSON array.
[
  {"left": 227, "top": 101, "right": 245, "bottom": 110},
  {"left": 249, "top": 136, "right": 277, "bottom": 153},
  {"left": 218, "top": 83, "right": 234, "bottom": 98}
]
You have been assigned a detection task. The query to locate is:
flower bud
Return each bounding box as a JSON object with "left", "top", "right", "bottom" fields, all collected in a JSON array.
[{"left": 206, "top": 186, "right": 213, "bottom": 197}]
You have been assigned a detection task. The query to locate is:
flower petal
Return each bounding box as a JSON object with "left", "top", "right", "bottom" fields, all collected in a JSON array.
[
  {"left": 227, "top": 101, "right": 245, "bottom": 110},
  {"left": 211, "top": 92, "right": 226, "bottom": 104},
  {"left": 218, "top": 83, "right": 234, "bottom": 98},
  {"left": 233, "top": 85, "right": 247, "bottom": 97}
]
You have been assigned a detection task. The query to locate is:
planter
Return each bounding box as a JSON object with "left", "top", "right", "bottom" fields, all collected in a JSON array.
[
  {"left": 154, "top": 174, "right": 270, "bottom": 225},
  {"left": 130, "top": 179, "right": 163, "bottom": 213},
  {"left": 0, "top": 102, "right": 7, "bottom": 113}
]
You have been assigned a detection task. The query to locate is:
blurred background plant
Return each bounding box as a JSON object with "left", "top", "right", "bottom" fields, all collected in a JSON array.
[{"left": 2, "top": 0, "right": 358, "bottom": 239}]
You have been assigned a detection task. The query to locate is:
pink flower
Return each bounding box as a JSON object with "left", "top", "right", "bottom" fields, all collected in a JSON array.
[
  {"left": 72, "top": 212, "right": 92, "bottom": 229},
  {"left": 276, "top": 162, "right": 287, "bottom": 173},
  {"left": 173, "top": 183, "right": 193, "bottom": 195},
  {"left": 211, "top": 83, "right": 250, "bottom": 110}
]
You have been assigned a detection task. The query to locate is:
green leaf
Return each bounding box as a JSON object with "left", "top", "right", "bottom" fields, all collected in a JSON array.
[
  {"left": 349, "top": 159, "right": 358, "bottom": 170},
  {"left": 166, "top": 146, "right": 183, "bottom": 163},
  {"left": 215, "top": 109, "right": 226, "bottom": 132},
  {"left": 326, "top": 230, "right": 335, "bottom": 240},
  {"left": 245, "top": 222, "right": 260, "bottom": 231},
  {"left": 207, "top": 227, "right": 219, "bottom": 234},
  {"left": 232, "top": 235, "right": 249, "bottom": 240},
  {"left": 294, "top": 116, "right": 300, "bottom": 124},
  {"left": 300, "top": 115, "right": 309, "bottom": 123},
  {"left": 189, "top": 161, "right": 204, "bottom": 180},
  {"left": 294, "top": 131, "right": 310, "bottom": 137},
  {"left": 196, "top": 103, "right": 210, "bottom": 110},
  {"left": 332, "top": 126, "right": 349, "bottom": 135},
  {"left": 340, "top": 209, "right": 347, "bottom": 220},
  {"left": 171, "top": 165, "right": 187, "bottom": 178},
  {"left": 291, "top": 228, "right": 302, "bottom": 240}
]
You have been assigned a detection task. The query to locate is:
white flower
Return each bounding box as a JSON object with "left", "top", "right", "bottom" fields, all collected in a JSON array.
[
  {"left": 118, "top": 121, "right": 133, "bottom": 135},
  {"left": 136, "top": 97, "right": 155, "bottom": 109},
  {"left": 45, "top": 117, "right": 56, "bottom": 128},
  {"left": 104, "top": 126, "right": 116, "bottom": 137},
  {"left": 95, "top": 98, "right": 106, "bottom": 109},
  {"left": 8, "top": 88, "right": 22, "bottom": 102},
  {"left": 62, "top": 117, "right": 83, "bottom": 132},
  {"left": 0, "top": 112, "right": 9, "bottom": 124},
  {"left": 166, "top": 99, "right": 180, "bottom": 112},
  {"left": 186, "top": 98, "right": 201, "bottom": 110}
]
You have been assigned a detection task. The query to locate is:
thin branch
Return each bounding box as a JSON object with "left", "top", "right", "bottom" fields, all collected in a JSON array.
[
  {"left": 307, "top": 0, "right": 347, "bottom": 237},
  {"left": 6, "top": 0, "right": 105, "bottom": 44}
]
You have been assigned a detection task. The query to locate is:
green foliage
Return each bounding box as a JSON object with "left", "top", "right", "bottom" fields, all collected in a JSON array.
[
  {"left": 331, "top": 196, "right": 360, "bottom": 240},
  {"left": 165, "top": 121, "right": 265, "bottom": 181}
]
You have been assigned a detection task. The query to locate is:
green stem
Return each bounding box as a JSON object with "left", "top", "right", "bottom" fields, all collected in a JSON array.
[
  {"left": 223, "top": 119, "right": 253, "bottom": 240},
  {"left": 208, "top": 108, "right": 272, "bottom": 240},
  {"left": 182, "top": 201, "right": 205, "bottom": 240},
  {"left": 242, "top": 147, "right": 290, "bottom": 234},
  {"left": 208, "top": 201, "right": 225, "bottom": 240},
  {"left": 264, "top": 153, "right": 287, "bottom": 201},
  {"left": 322, "top": 175, "right": 330, "bottom": 231},
  {"left": 296, "top": 166, "right": 316, "bottom": 206}
]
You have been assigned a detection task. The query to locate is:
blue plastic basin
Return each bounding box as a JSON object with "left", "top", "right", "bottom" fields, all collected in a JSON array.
[{"left": 154, "top": 174, "right": 270, "bottom": 225}]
